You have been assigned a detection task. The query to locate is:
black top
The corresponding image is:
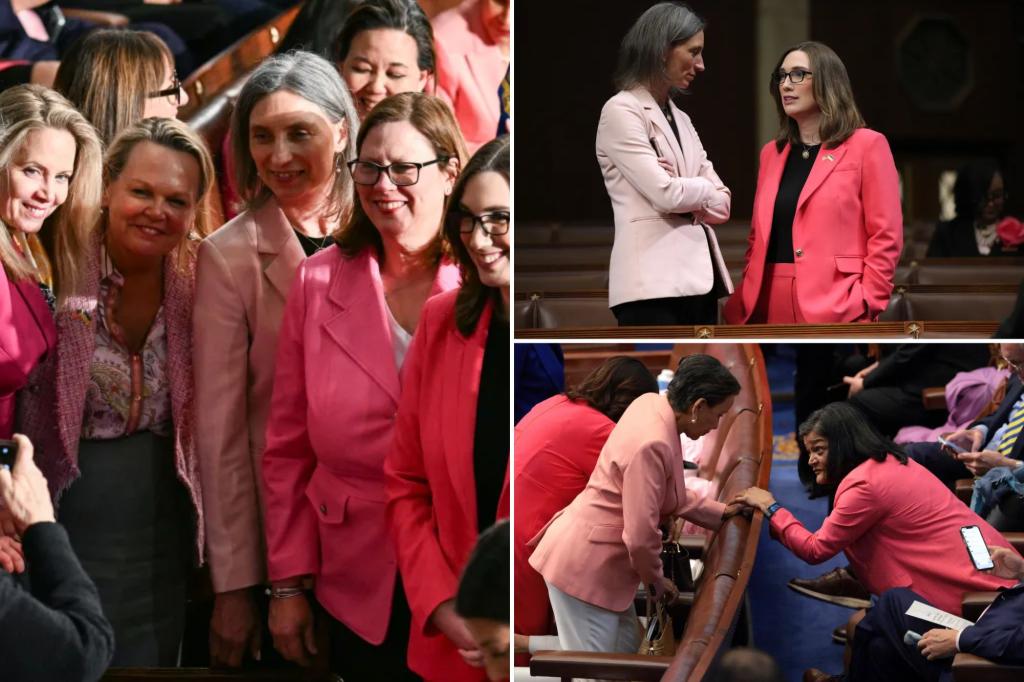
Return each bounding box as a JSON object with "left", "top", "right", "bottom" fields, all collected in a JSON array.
[
  {"left": 767, "top": 143, "right": 820, "bottom": 263},
  {"left": 293, "top": 230, "right": 334, "bottom": 257},
  {"left": 661, "top": 103, "right": 682, "bottom": 151},
  {"left": 0, "top": 522, "right": 114, "bottom": 681},
  {"left": 473, "top": 310, "right": 510, "bottom": 533}
]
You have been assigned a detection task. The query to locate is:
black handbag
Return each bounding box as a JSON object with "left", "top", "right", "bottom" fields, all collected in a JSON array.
[{"left": 661, "top": 540, "right": 695, "bottom": 592}]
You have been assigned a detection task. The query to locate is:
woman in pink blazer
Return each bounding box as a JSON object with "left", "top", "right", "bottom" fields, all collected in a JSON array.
[
  {"left": 597, "top": 3, "right": 733, "bottom": 326},
  {"left": 192, "top": 52, "right": 358, "bottom": 669},
  {"left": 514, "top": 356, "right": 658, "bottom": 638},
  {"left": 19, "top": 119, "right": 217, "bottom": 666},
  {"left": 732, "top": 402, "right": 1020, "bottom": 616},
  {"left": 529, "top": 354, "right": 743, "bottom": 656},
  {"left": 432, "top": 0, "right": 509, "bottom": 153},
  {"left": 723, "top": 42, "right": 902, "bottom": 324},
  {"left": 385, "top": 135, "right": 510, "bottom": 682},
  {"left": 261, "top": 93, "right": 465, "bottom": 681}
]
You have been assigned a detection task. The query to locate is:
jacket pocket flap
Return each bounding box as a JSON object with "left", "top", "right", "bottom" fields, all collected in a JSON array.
[
  {"left": 305, "top": 469, "right": 349, "bottom": 525},
  {"left": 835, "top": 256, "right": 865, "bottom": 274},
  {"left": 587, "top": 525, "right": 625, "bottom": 544}
]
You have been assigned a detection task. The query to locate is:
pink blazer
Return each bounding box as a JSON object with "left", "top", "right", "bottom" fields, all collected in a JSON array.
[
  {"left": 194, "top": 198, "right": 305, "bottom": 594},
  {"left": 385, "top": 290, "right": 511, "bottom": 682},
  {"left": 514, "top": 395, "right": 614, "bottom": 636},
  {"left": 262, "top": 247, "right": 459, "bottom": 645},
  {"left": 770, "top": 456, "right": 1019, "bottom": 615},
  {"left": 433, "top": 0, "right": 508, "bottom": 153},
  {"left": 596, "top": 87, "right": 733, "bottom": 307},
  {"left": 0, "top": 266, "right": 55, "bottom": 438},
  {"left": 529, "top": 392, "right": 726, "bottom": 613},
  {"left": 18, "top": 239, "right": 205, "bottom": 558},
  {"left": 724, "top": 129, "right": 903, "bottom": 323}
]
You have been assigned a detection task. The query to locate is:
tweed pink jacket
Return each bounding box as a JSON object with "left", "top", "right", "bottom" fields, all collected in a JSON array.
[{"left": 19, "top": 236, "right": 204, "bottom": 558}]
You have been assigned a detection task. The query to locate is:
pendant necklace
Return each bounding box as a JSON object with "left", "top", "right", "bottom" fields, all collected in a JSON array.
[{"left": 801, "top": 141, "right": 821, "bottom": 160}]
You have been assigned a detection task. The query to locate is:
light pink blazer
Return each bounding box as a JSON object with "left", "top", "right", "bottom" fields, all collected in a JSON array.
[
  {"left": 597, "top": 87, "right": 733, "bottom": 308},
  {"left": 18, "top": 238, "right": 205, "bottom": 558},
  {"left": 386, "top": 289, "right": 510, "bottom": 682},
  {"left": 194, "top": 198, "right": 304, "bottom": 594},
  {"left": 724, "top": 129, "right": 903, "bottom": 323},
  {"left": 433, "top": 0, "right": 508, "bottom": 153},
  {"left": 770, "top": 456, "right": 1019, "bottom": 615},
  {"left": 262, "top": 246, "right": 459, "bottom": 645},
  {"left": 529, "top": 392, "right": 726, "bottom": 613}
]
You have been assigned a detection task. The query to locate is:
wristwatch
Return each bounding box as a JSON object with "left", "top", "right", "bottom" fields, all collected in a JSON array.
[{"left": 765, "top": 502, "right": 781, "bottom": 519}]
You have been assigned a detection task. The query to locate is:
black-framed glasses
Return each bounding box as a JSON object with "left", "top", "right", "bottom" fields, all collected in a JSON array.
[
  {"left": 148, "top": 74, "right": 182, "bottom": 107},
  {"left": 983, "top": 190, "right": 1008, "bottom": 204},
  {"left": 452, "top": 209, "right": 511, "bottom": 236},
  {"left": 772, "top": 68, "right": 812, "bottom": 85},
  {"left": 347, "top": 158, "right": 447, "bottom": 186}
]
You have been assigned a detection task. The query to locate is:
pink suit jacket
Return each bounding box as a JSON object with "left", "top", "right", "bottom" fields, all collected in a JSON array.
[
  {"left": 528, "top": 392, "right": 726, "bottom": 613},
  {"left": 194, "top": 197, "right": 305, "bottom": 594},
  {"left": 596, "top": 87, "right": 733, "bottom": 308},
  {"left": 262, "top": 246, "right": 459, "bottom": 645},
  {"left": 514, "top": 395, "right": 615, "bottom": 636},
  {"left": 385, "top": 289, "right": 511, "bottom": 682},
  {"left": 433, "top": 0, "right": 508, "bottom": 153},
  {"left": 18, "top": 238, "right": 205, "bottom": 558},
  {"left": 724, "top": 128, "right": 903, "bottom": 323},
  {"left": 770, "top": 456, "right": 1019, "bottom": 615},
  {"left": 0, "top": 266, "right": 55, "bottom": 438}
]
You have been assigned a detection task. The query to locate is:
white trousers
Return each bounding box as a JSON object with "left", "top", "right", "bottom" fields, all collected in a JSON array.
[{"left": 545, "top": 581, "right": 640, "bottom": 681}]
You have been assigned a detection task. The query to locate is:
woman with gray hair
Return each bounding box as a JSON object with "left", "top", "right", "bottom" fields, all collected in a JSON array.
[
  {"left": 192, "top": 50, "right": 358, "bottom": 668},
  {"left": 597, "top": 1, "right": 733, "bottom": 326}
]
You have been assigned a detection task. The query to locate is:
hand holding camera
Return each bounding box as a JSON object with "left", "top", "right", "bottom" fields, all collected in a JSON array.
[{"left": 0, "top": 435, "right": 56, "bottom": 535}]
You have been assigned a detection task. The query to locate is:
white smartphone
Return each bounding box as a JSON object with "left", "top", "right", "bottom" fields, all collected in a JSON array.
[
  {"left": 938, "top": 435, "right": 967, "bottom": 454},
  {"left": 961, "top": 525, "right": 995, "bottom": 570}
]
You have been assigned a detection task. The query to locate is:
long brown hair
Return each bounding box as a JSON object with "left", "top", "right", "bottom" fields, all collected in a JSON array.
[
  {"left": 565, "top": 356, "right": 659, "bottom": 423},
  {"left": 771, "top": 41, "right": 865, "bottom": 152},
  {"left": 334, "top": 92, "right": 466, "bottom": 266},
  {"left": 442, "top": 135, "right": 508, "bottom": 337},
  {"left": 53, "top": 29, "right": 173, "bottom": 147}
]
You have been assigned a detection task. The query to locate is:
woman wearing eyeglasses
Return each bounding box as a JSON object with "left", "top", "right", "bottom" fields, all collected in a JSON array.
[
  {"left": 261, "top": 91, "right": 463, "bottom": 680},
  {"left": 597, "top": 2, "right": 732, "bottom": 326},
  {"left": 54, "top": 29, "right": 188, "bottom": 146},
  {"left": 723, "top": 41, "right": 903, "bottom": 324},
  {"left": 927, "top": 160, "right": 1023, "bottom": 258},
  {"left": 386, "top": 134, "right": 509, "bottom": 682},
  {"left": 191, "top": 52, "right": 357, "bottom": 669}
]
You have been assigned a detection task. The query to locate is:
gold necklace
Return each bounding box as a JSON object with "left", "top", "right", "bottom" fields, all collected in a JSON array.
[
  {"left": 800, "top": 141, "right": 821, "bottom": 160},
  {"left": 295, "top": 229, "right": 331, "bottom": 252}
]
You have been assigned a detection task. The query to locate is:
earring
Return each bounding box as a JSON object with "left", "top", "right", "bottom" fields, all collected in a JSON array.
[{"left": 690, "top": 416, "right": 697, "bottom": 423}]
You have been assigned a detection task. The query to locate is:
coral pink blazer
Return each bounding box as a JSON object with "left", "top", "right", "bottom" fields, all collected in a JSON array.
[
  {"left": 385, "top": 289, "right": 510, "bottom": 682},
  {"left": 770, "top": 455, "right": 1019, "bottom": 615},
  {"left": 262, "top": 247, "right": 459, "bottom": 645},
  {"left": 724, "top": 128, "right": 902, "bottom": 323},
  {"left": 529, "top": 392, "right": 726, "bottom": 613},
  {"left": 433, "top": 0, "right": 508, "bottom": 153},
  {"left": 514, "top": 395, "right": 615, "bottom": 636},
  {"left": 0, "top": 266, "right": 55, "bottom": 438}
]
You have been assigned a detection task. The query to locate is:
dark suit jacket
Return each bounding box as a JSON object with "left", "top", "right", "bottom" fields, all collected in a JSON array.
[
  {"left": 863, "top": 344, "right": 991, "bottom": 396},
  {"left": 928, "top": 218, "right": 1024, "bottom": 258},
  {"left": 959, "top": 583, "right": 1024, "bottom": 663},
  {"left": 972, "top": 375, "right": 1024, "bottom": 461},
  {"left": 514, "top": 343, "right": 564, "bottom": 424},
  {"left": 0, "top": 522, "right": 114, "bottom": 681},
  {"left": 0, "top": 2, "right": 57, "bottom": 61}
]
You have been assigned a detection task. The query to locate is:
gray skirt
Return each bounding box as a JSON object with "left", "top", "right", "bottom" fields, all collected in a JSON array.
[{"left": 58, "top": 431, "right": 194, "bottom": 666}]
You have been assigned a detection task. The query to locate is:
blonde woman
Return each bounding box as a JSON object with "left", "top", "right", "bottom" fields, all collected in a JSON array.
[{"left": 21, "top": 117, "right": 216, "bottom": 666}]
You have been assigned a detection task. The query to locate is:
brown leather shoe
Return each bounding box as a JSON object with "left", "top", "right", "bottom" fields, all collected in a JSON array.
[
  {"left": 789, "top": 566, "right": 871, "bottom": 609},
  {"left": 803, "top": 668, "right": 842, "bottom": 682},
  {"left": 831, "top": 624, "right": 847, "bottom": 645}
]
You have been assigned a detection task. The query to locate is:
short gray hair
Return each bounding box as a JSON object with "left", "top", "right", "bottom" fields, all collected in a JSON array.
[
  {"left": 613, "top": 2, "right": 705, "bottom": 92},
  {"left": 231, "top": 50, "right": 359, "bottom": 221}
]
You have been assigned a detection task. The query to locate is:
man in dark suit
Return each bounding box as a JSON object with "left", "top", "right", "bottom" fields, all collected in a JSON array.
[{"left": 804, "top": 545, "right": 1024, "bottom": 682}]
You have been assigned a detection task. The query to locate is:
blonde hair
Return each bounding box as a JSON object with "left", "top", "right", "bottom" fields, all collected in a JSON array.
[
  {"left": 53, "top": 29, "right": 172, "bottom": 146},
  {"left": 0, "top": 84, "right": 103, "bottom": 293},
  {"left": 67, "top": 118, "right": 216, "bottom": 295}
]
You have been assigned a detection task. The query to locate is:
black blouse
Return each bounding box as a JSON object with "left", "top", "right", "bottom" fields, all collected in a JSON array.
[
  {"left": 473, "top": 310, "right": 509, "bottom": 533},
  {"left": 767, "top": 143, "right": 820, "bottom": 264}
]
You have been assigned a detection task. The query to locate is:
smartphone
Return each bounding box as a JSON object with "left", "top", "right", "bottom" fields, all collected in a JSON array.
[
  {"left": 938, "top": 436, "right": 967, "bottom": 454},
  {"left": 903, "top": 630, "right": 922, "bottom": 646},
  {"left": 961, "top": 525, "right": 995, "bottom": 570},
  {"left": 0, "top": 438, "right": 17, "bottom": 471}
]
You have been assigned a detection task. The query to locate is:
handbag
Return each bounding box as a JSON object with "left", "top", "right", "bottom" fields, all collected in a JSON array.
[
  {"left": 661, "top": 540, "right": 695, "bottom": 592},
  {"left": 637, "top": 593, "right": 676, "bottom": 657}
]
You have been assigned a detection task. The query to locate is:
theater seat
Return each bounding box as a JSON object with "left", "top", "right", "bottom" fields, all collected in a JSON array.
[
  {"left": 516, "top": 270, "right": 609, "bottom": 292},
  {"left": 952, "top": 653, "right": 1024, "bottom": 681}
]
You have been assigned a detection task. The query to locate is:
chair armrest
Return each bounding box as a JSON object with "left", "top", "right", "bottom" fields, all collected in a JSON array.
[
  {"left": 952, "top": 653, "right": 1024, "bottom": 682},
  {"left": 961, "top": 592, "right": 1000, "bottom": 622},
  {"left": 956, "top": 478, "right": 975, "bottom": 505},
  {"left": 530, "top": 651, "right": 672, "bottom": 681},
  {"left": 922, "top": 386, "right": 947, "bottom": 410},
  {"left": 1003, "top": 532, "right": 1024, "bottom": 554}
]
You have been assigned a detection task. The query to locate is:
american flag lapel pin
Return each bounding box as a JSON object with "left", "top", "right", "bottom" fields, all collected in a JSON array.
[{"left": 824, "top": 154, "right": 835, "bottom": 162}]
